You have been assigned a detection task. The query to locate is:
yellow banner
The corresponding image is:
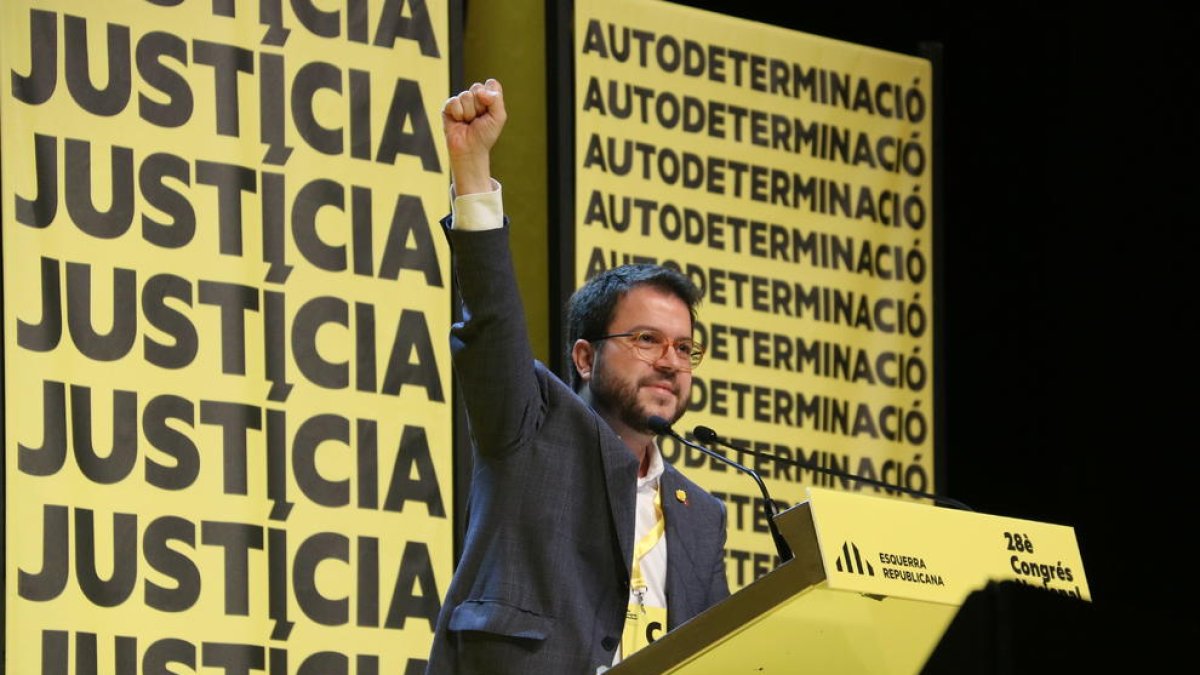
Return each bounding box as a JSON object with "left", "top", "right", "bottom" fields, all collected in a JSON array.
[
  {"left": 2, "top": 1, "right": 452, "bottom": 672},
  {"left": 574, "top": 0, "right": 935, "bottom": 589}
]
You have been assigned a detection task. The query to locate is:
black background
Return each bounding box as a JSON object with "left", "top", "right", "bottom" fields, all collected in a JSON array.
[{"left": 669, "top": 0, "right": 1198, "bottom": 653}]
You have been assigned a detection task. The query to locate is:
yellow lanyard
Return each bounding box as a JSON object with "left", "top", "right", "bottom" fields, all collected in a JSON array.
[
  {"left": 629, "top": 485, "right": 665, "bottom": 609},
  {"left": 620, "top": 485, "right": 667, "bottom": 659}
]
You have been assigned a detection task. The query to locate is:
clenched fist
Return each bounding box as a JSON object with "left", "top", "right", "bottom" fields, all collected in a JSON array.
[{"left": 442, "top": 79, "right": 506, "bottom": 195}]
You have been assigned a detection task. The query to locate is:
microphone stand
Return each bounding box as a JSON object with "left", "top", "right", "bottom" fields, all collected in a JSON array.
[{"left": 648, "top": 416, "right": 793, "bottom": 563}]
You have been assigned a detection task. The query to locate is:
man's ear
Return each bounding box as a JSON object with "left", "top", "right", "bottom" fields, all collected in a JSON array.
[{"left": 571, "top": 339, "right": 595, "bottom": 383}]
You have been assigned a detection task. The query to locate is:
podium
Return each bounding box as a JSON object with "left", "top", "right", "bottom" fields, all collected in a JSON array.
[{"left": 611, "top": 488, "right": 1090, "bottom": 674}]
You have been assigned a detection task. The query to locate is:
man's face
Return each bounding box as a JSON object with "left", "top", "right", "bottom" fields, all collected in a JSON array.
[{"left": 587, "top": 285, "right": 693, "bottom": 433}]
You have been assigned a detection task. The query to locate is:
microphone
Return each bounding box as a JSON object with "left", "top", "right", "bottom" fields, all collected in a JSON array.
[
  {"left": 648, "top": 416, "right": 793, "bottom": 563},
  {"left": 693, "top": 425, "right": 974, "bottom": 511}
]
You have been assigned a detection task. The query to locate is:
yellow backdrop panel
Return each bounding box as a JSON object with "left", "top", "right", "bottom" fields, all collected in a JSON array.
[
  {"left": 574, "top": 0, "right": 935, "bottom": 590},
  {"left": 3, "top": 1, "right": 453, "bottom": 672}
]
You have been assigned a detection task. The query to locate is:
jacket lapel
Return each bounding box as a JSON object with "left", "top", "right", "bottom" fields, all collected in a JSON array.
[
  {"left": 596, "top": 417, "right": 639, "bottom": 577},
  {"left": 661, "top": 465, "right": 697, "bottom": 628}
]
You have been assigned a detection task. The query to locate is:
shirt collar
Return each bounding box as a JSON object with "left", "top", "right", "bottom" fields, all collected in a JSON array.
[{"left": 638, "top": 441, "right": 665, "bottom": 488}]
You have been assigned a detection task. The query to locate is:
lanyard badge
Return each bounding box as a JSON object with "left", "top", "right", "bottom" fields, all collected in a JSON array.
[{"left": 620, "top": 487, "right": 666, "bottom": 657}]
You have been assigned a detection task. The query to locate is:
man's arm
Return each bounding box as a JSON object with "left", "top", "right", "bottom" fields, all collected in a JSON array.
[{"left": 441, "top": 80, "right": 542, "bottom": 459}]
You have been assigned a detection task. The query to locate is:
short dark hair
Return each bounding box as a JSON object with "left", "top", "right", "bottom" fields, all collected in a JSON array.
[{"left": 565, "top": 264, "right": 702, "bottom": 389}]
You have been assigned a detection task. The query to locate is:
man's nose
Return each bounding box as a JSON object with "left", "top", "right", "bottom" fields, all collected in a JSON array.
[{"left": 654, "top": 346, "right": 686, "bottom": 371}]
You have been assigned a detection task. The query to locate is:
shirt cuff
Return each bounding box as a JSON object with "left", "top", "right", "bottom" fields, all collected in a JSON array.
[{"left": 450, "top": 180, "right": 503, "bottom": 231}]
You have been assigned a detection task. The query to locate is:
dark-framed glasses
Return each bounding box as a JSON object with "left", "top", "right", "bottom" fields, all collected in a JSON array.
[{"left": 589, "top": 330, "right": 705, "bottom": 369}]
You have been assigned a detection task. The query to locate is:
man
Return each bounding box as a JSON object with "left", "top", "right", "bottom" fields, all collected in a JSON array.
[{"left": 427, "top": 79, "right": 729, "bottom": 674}]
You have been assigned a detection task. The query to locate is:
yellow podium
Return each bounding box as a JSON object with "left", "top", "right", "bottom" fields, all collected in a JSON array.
[{"left": 611, "top": 488, "right": 1090, "bottom": 674}]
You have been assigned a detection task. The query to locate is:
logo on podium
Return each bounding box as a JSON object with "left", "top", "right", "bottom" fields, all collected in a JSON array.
[{"left": 835, "top": 541, "right": 875, "bottom": 576}]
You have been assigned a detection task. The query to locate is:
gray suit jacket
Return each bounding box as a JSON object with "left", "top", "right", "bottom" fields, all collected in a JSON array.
[{"left": 426, "top": 225, "right": 729, "bottom": 674}]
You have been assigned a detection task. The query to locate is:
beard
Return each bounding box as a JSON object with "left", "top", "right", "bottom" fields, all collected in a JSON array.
[{"left": 589, "top": 360, "right": 689, "bottom": 435}]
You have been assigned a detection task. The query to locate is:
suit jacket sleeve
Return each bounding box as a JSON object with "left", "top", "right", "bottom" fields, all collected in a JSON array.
[{"left": 446, "top": 223, "right": 544, "bottom": 459}]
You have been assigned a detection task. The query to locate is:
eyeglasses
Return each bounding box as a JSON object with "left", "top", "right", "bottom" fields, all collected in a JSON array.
[{"left": 589, "top": 330, "right": 705, "bottom": 369}]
